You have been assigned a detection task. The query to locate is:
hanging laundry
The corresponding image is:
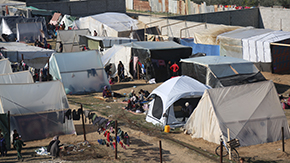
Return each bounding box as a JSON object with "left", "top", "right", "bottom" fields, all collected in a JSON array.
[{"left": 72, "top": 110, "right": 80, "bottom": 120}]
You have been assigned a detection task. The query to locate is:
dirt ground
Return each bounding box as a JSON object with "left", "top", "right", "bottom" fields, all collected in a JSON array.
[{"left": 0, "top": 72, "right": 290, "bottom": 163}]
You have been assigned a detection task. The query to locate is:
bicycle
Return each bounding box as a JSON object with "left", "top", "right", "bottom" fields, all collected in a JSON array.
[{"left": 215, "top": 137, "right": 240, "bottom": 162}]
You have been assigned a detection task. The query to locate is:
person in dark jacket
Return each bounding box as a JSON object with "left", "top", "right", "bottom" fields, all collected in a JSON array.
[
  {"left": 182, "top": 102, "right": 194, "bottom": 122},
  {"left": 12, "top": 129, "right": 19, "bottom": 149},
  {"left": 50, "top": 136, "right": 61, "bottom": 159},
  {"left": 47, "top": 136, "right": 58, "bottom": 154},
  {"left": 14, "top": 135, "right": 25, "bottom": 161},
  {"left": 166, "top": 61, "right": 172, "bottom": 79}
]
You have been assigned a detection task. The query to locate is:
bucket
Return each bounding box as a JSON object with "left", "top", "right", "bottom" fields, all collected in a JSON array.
[{"left": 164, "top": 125, "right": 170, "bottom": 133}]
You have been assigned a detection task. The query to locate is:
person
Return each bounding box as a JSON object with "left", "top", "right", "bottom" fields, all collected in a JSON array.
[
  {"left": 170, "top": 61, "right": 179, "bottom": 77},
  {"left": 138, "top": 91, "right": 145, "bottom": 102},
  {"left": 0, "top": 134, "right": 7, "bottom": 156},
  {"left": 59, "top": 42, "right": 63, "bottom": 53},
  {"left": 12, "top": 129, "right": 19, "bottom": 149},
  {"left": 105, "top": 64, "right": 112, "bottom": 76},
  {"left": 103, "top": 86, "right": 112, "bottom": 98},
  {"left": 94, "top": 30, "right": 98, "bottom": 36},
  {"left": 166, "top": 61, "right": 172, "bottom": 79},
  {"left": 62, "top": 22, "right": 66, "bottom": 30},
  {"left": 128, "top": 90, "right": 135, "bottom": 98},
  {"left": 182, "top": 102, "right": 193, "bottom": 122},
  {"left": 34, "top": 39, "right": 43, "bottom": 47},
  {"left": 47, "top": 136, "right": 58, "bottom": 154},
  {"left": 117, "top": 61, "right": 124, "bottom": 82},
  {"left": 50, "top": 136, "right": 61, "bottom": 159},
  {"left": 239, "top": 157, "right": 245, "bottom": 163},
  {"left": 14, "top": 135, "right": 25, "bottom": 161},
  {"left": 109, "top": 77, "right": 115, "bottom": 85},
  {"left": 140, "top": 89, "right": 150, "bottom": 98}
]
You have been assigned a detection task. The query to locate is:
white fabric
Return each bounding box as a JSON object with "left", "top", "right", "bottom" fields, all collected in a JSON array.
[
  {"left": 0, "top": 71, "right": 33, "bottom": 84},
  {"left": 60, "top": 15, "right": 74, "bottom": 30},
  {"left": 242, "top": 30, "right": 290, "bottom": 62},
  {"left": 146, "top": 75, "right": 210, "bottom": 127},
  {"left": 49, "top": 50, "right": 110, "bottom": 94},
  {"left": 16, "top": 22, "right": 43, "bottom": 42},
  {"left": 101, "top": 45, "right": 132, "bottom": 77},
  {"left": 0, "top": 58, "right": 12, "bottom": 74},
  {"left": 184, "top": 81, "right": 290, "bottom": 146},
  {"left": 2, "top": 18, "right": 12, "bottom": 35},
  {"left": 75, "top": 12, "right": 138, "bottom": 37},
  {"left": 80, "top": 35, "right": 137, "bottom": 48}
]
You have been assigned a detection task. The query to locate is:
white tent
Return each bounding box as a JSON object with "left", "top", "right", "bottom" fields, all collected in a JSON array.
[
  {"left": 56, "top": 29, "right": 90, "bottom": 52},
  {"left": 74, "top": 12, "right": 138, "bottom": 37},
  {"left": 0, "top": 42, "right": 54, "bottom": 69},
  {"left": 217, "top": 27, "right": 273, "bottom": 58},
  {"left": 184, "top": 80, "right": 290, "bottom": 146},
  {"left": 0, "top": 71, "right": 33, "bottom": 84},
  {"left": 1, "top": 18, "right": 12, "bottom": 35},
  {"left": 16, "top": 22, "right": 43, "bottom": 42},
  {"left": 0, "top": 80, "right": 75, "bottom": 141},
  {"left": 49, "top": 50, "right": 110, "bottom": 95},
  {"left": 146, "top": 75, "right": 210, "bottom": 128},
  {"left": 0, "top": 58, "right": 12, "bottom": 74}
]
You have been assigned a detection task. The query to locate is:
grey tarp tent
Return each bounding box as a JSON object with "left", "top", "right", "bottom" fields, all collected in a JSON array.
[
  {"left": 0, "top": 58, "right": 12, "bottom": 74},
  {"left": 49, "top": 50, "right": 109, "bottom": 95},
  {"left": 181, "top": 56, "right": 266, "bottom": 88},
  {"left": 184, "top": 81, "right": 290, "bottom": 146},
  {"left": 0, "top": 80, "right": 75, "bottom": 141},
  {"left": 0, "top": 71, "right": 33, "bottom": 83}
]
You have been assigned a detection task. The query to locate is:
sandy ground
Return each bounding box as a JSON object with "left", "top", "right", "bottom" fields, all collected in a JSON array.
[{"left": 0, "top": 72, "right": 289, "bottom": 163}]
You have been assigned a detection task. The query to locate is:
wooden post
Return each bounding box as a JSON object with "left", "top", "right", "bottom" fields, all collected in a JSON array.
[
  {"left": 220, "top": 139, "right": 223, "bottom": 163},
  {"left": 227, "top": 128, "right": 231, "bottom": 160},
  {"left": 47, "top": 58, "right": 50, "bottom": 81},
  {"left": 7, "top": 111, "right": 10, "bottom": 149},
  {"left": 21, "top": 54, "right": 24, "bottom": 71},
  {"left": 80, "top": 104, "right": 86, "bottom": 141},
  {"left": 115, "top": 120, "right": 118, "bottom": 159},
  {"left": 159, "top": 140, "right": 162, "bottom": 163},
  {"left": 137, "top": 62, "right": 140, "bottom": 80},
  {"left": 282, "top": 127, "right": 285, "bottom": 152}
]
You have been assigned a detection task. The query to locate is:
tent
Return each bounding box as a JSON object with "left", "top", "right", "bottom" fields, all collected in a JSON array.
[
  {"left": 146, "top": 75, "right": 210, "bottom": 128},
  {"left": 49, "top": 50, "right": 109, "bottom": 95},
  {"left": 16, "top": 22, "right": 43, "bottom": 42},
  {"left": 79, "top": 35, "right": 137, "bottom": 50},
  {"left": 0, "top": 71, "right": 33, "bottom": 84},
  {"left": 0, "top": 80, "right": 75, "bottom": 141},
  {"left": 184, "top": 81, "right": 290, "bottom": 146},
  {"left": 180, "top": 38, "right": 220, "bottom": 56},
  {"left": 0, "top": 58, "right": 12, "bottom": 74},
  {"left": 74, "top": 12, "right": 138, "bottom": 37},
  {"left": 181, "top": 56, "right": 266, "bottom": 88},
  {"left": 56, "top": 29, "right": 90, "bottom": 52},
  {"left": 59, "top": 14, "right": 77, "bottom": 30},
  {"left": 102, "top": 41, "right": 192, "bottom": 82},
  {"left": 0, "top": 42, "right": 54, "bottom": 69}
]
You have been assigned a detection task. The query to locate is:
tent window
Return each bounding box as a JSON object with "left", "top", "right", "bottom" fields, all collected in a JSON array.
[{"left": 152, "top": 95, "right": 163, "bottom": 119}]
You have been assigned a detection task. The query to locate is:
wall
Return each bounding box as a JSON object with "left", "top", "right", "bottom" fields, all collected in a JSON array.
[
  {"left": 26, "top": 0, "right": 126, "bottom": 17},
  {"left": 133, "top": 0, "right": 151, "bottom": 11},
  {"left": 259, "top": 7, "right": 290, "bottom": 32}
]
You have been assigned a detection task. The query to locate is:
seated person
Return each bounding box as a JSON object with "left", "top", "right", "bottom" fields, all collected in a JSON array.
[
  {"left": 140, "top": 89, "right": 150, "bottom": 98},
  {"left": 109, "top": 77, "right": 115, "bottom": 85},
  {"left": 103, "top": 86, "right": 112, "bottom": 98},
  {"left": 128, "top": 90, "right": 135, "bottom": 98}
]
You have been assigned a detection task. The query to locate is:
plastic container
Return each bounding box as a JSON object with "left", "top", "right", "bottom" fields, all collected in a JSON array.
[{"left": 164, "top": 125, "right": 170, "bottom": 133}]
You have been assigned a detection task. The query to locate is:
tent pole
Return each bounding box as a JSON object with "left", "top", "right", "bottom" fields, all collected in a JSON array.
[
  {"left": 282, "top": 127, "right": 285, "bottom": 152},
  {"left": 227, "top": 128, "right": 231, "bottom": 160},
  {"left": 47, "top": 58, "right": 50, "bottom": 81},
  {"left": 7, "top": 111, "right": 10, "bottom": 149},
  {"left": 115, "top": 120, "right": 118, "bottom": 159},
  {"left": 159, "top": 140, "right": 162, "bottom": 163},
  {"left": 81, "top": 104, "right": 86, "bottom": 141}
]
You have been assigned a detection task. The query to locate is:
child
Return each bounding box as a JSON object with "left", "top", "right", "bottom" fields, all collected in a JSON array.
[
  {"left": 14, "top": 135, "right": 26, "bottom": 161},
  {"left": 12, "top": 129, "right": 19, "bottom": 149},
  {"left": 0, "top": 134, "right": 7, "bottom": 156}
]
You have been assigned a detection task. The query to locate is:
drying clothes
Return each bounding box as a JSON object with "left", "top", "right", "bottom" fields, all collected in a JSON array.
[
  {"left": 84, "top": 110, "right": 91, "bottom": 118},
  {"left": 107, "top": 132, "right": 111, "bottom": 142},
  {"left": 93, "top": 117, "right": 103, "bottom": 125},
  {"left": 78, "top": 108, "right": 83, "bottom": 115},
  {"left": 72, "top": 110, "right": 80, "bottom": 120},
  {"left": 65, "top": 109, "right": 72, "bottom": 120},
  {"left": 117, "top": 136, "right": 120, "bottom": 143},
  {"left": 110, "top": 142, "right": 114, "bottom": 150},
  {"left": 117, "top": 128, "right": 124, "bottom": 140},
  {"left": 123, "top": 132, "right": 130, "bottom": 146}
]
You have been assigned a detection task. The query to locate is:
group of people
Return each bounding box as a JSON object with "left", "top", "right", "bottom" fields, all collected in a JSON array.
[{"left": 125, "top": 89, "right": 150, "bottom": 113}]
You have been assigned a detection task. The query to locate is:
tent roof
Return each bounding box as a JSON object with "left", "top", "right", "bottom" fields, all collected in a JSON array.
[
  {"left": 0, "top": 58, "right": 12, "bottom": 74},
  {"left": 150, "top": 75, "right": 210, "bottom": 110},
  {"left": 180, "top": 56, "right": 252, "bottom": 66},
  {"left": 217, "top": 27, "right": 273, "bottom": 40},
  {"left": 0, "top": 42, "right": 54, "bottom": 53},
  {"left": 0, "top": 71, "right": 33, "bottom": 84},
  {"left": 122, "top": 41, "right": 191, "bottom": 50},
  {"left": 81, "top": 35, "right": 136, "bottom": 42}
]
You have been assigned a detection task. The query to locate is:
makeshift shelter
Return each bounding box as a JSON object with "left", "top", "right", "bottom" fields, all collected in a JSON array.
[
  {"left": 146, "top": 75, "right": 210, "bottom": 128},
  {"left": 180, "top": 38, "right": 219, "bottom": 56},
  {"left": 184, "top": 81, "right": 290, "bottom": 146},
  {"left": 16, "top": 22, "right": 43, "bottom": 42},
  {"left": 79, "top": 35, "right": 137, "bottom": 50},
  {"left": 0, "top": 58, "right": 12, "bottom": 74},
  {"left": 0, "top": 80, "right": 75, "bottom": 141},
  {"left": 49, "top": 50, "right": 109, "bottom": 95},
  {"left": 0, "top": 71, "right": 33, "bottom": 84},
  {"left": 180, "top": 56, "right": 266, "bottom": 88},
  {"left": 132, "top": 26, "right": 160, "bottom": 41},
  {"left": 49, "top": 12, "right": 62, "bottom": 25},
  {"left": 0, "top": 42, "right": 54, "bottom": 69},
  {"left": 102, "top": 41, "right": 192, "bottom": 82},
  {"left": 74, "top": 12, "right": 138, "bottom": 37},
  {"left": 59, "top": 14, "right": 77, "bottom": 30},
  {"left": 56, "top": 29, "right": 90, "bottom": 52}
]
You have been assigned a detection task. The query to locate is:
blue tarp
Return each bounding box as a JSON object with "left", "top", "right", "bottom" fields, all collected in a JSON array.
[{"left": 180, "top": 38, "right": 220, "bottom": 56}]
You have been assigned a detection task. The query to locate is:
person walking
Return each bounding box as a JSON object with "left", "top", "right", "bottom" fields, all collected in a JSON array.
[{"left": 14, "top": 135, "right": 26, "bottom": 161}]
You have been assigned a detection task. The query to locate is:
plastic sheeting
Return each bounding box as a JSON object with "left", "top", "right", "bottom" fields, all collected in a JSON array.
[
  {"left": 180, "top": 56, "right": 265, "bottom": 88},
  {"left": 180, "top": 38, "right": 219, "bottom": 56},
  {"left": 59, "top": 15, "right": 76, "bottom": 30},
  {"left": 184, "top": 81, "right": 290, "bottom": 146},
  {"left": 146, "top": 75, "right": 210, "bottom": 127},
  {"left": 79, "top": 35, "right": 137, "bottom": 49},
  {"left": 49, "top": 13, "right": 62, "bottom": 25},
  {"left": 56, "top": 29, "right": 90, "bottom": 52},
  {"left": 0, "top": 71, "right": 33, "bottom": 84},
  {"left": 49, "top": 50, "right": 110, "bottom": 94},
  {"left": 0, "top": 58, "right": 12, "bottom": 74},
  {"left": 217, "top": 27, "right": 272, "bottom": 58},
  {"left": 0, "top": 42, "right": 54, "bottom": 69},
  {"left": 74, "top": 12, "right": 138, "bottom": 37},
  {"left": 16, "top": 22, "right": 43, "bottom": 42},
  {"left": 242, "top": 30, "right": 290, "bottom": 62},
  {"left": 2, "top": 18, "right": 12, "bottom": 35}
]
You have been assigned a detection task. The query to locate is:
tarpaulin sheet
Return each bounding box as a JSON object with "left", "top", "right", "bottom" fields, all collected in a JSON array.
[{"left": 180, "top": 38, "right": 220, "bottom": 56}]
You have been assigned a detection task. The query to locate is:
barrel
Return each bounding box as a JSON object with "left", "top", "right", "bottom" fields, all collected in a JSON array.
[{"left": 164, "top": 125, "right": 170, "bottom": 133}]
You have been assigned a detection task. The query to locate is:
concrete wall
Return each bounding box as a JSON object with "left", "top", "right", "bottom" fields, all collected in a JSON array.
[
  {"left": 26, "top": 0, "right": 126, "bottom": 17},
  {"left": 259, "top": 7, "right": 290, "bottom": 32}
]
